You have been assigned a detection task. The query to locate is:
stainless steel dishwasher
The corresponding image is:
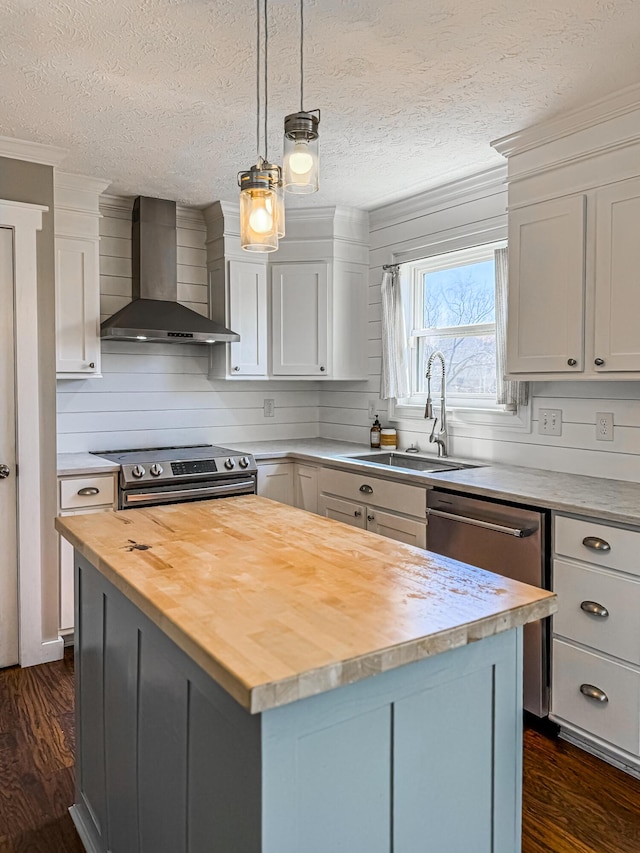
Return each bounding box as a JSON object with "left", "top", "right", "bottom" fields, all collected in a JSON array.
[{"left": 426, "top": 489, "right": 550, "bottom": 717}]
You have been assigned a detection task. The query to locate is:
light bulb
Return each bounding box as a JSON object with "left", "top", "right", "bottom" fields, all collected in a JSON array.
[
  {"left": 248, "top": 201, "right": 273, "bottom": 234},
  {"left": 288, "top": 141, "right": 313, "bottom": 175}
]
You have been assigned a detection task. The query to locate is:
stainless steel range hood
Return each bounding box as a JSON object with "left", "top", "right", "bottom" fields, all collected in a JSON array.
[{"left": 100, "top": 196, "right": 240, "bottom": 344}]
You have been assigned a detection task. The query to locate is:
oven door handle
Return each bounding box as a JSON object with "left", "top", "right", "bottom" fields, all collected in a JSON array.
[
  {"left": 426, "top": 507, "right": 536, "bottom": 538},
  {"left": 123, "top": 479, "right": 256, "bottom": 506}
]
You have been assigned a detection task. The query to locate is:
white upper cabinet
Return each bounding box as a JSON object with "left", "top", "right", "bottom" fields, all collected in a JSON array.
[
  {"left": 507, "top": 196, "right": 586, "bottom": 374},
  {"left": 271, "top": 262, "right": 329, "bottom": 375},
  {"left": 493, "top": 89, "right": 640, "bottom": 380},
  {"left": 54, "top": 173, "right": 110, "bottom": 379},
  {"left": 205, "top": 202, "right": 369, "bottom": 381},
  {"left": 593, "top": 177, "right": 640, "bottom": 372}
]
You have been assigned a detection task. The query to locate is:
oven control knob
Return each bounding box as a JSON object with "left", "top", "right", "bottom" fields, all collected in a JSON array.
[
  {"left": 150, "top": 464, "right": 163, "bottom": 477},
  {"left": 224, "top": 458, "right": 235, "bottom": 470},
  {"left": 238, "top": 456, "right": 250, "bottom": 469},
  {"left": 131, "top": 465, "right": 146, "bottom": 479}
]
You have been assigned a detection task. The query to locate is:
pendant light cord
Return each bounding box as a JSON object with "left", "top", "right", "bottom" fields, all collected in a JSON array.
[
  {"left": 264, "top": 0, "right": 269, "bottom": 162},
  {"left": 300, "top": 0, "right": 304, "bottom": 111},
  {"left": 256, "top": 0, "right": 261, "bottom": 161}
]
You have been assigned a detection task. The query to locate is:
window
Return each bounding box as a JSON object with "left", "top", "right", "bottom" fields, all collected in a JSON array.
[{"left": 402, "top": 243, "right": 504, "bottom": 410}]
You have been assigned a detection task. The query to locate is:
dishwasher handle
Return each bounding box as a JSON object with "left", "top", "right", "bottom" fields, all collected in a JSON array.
[{"left": 426, "top": 506, "right": 537, "bottom": 538}]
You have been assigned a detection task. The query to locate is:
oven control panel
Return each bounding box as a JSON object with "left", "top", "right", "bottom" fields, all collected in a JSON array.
[{"left": 171, "top": 460, "right": 218, "bottom": 476}]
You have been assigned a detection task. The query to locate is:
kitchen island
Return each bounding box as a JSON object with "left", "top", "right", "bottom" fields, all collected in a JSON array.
[{"left": 56, "top": 496, "right": 556, "bottom": 853}]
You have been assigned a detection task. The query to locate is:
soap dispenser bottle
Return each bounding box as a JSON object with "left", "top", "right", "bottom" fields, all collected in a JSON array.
[{"left": 370, "top": 415, "right": 382, "bottom": 448}]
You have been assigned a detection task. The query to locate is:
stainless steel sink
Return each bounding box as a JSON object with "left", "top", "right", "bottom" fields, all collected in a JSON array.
[{"left": 346, "top": 452, "right": 484, "bottom": 474}]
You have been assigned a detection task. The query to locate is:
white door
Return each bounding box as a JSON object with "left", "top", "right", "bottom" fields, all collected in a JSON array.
[{"left": 0, "top": 227, "right": 18, "bottom": 667}]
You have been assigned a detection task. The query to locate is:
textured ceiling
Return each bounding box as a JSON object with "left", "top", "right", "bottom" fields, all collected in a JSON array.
[{"left": 2, "top": 0, "right": 640, "bottom": 210}]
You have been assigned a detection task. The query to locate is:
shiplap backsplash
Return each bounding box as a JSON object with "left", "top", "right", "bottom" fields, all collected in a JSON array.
[
  {"left": 318, "top": 169, "right": 640, "bottom": 483},
  {"left": 56, "top": 196, "right": 320, "bottom": 453}
]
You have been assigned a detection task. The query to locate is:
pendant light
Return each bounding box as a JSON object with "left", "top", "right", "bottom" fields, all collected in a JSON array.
[
  {"left": 239, "top": 0, "right": 284, "bottom": 251},
  {"left": 283, "top": 0, "right": 320, "bottom": 194}
]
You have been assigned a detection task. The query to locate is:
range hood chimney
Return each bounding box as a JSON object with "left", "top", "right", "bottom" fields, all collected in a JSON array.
[{"left": 100, "top": 196, "right": 240, "bottom": 344}]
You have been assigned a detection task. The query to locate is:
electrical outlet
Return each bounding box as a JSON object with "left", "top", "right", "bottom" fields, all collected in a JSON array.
[
  {"left": 538, "top": 408, "right": 562, "bottom": 436},
  {"left": 596, "top": 412, "right": 614, "bottom": 441},
  {"left": 263, "top": 399, "right": 275, "bottom": 418},
  {"left": 368, "top": 401, "right": 377, "bottom": 420}
]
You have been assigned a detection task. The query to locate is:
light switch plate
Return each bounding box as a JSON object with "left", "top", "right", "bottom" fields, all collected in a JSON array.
[
  {"left": 596, "top": 412, "right": 614, "bottom": 441},
  {"left": 538, "top": 408, "right": 562, "bottom": 436}
]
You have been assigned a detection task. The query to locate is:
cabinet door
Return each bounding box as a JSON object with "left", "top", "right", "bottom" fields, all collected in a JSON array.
[
  {"left": 593, "top": 178, "right": 640, "bottom": 372},
  {"left": 271, "top": 262, "right": 328, "bottom": 375},
  {"left": 55, "top": 236, "right": 101, "bottom": 376},
  {"left": 366, "top": 509, "right": 427, "bottom": 549},
  {"left": 294, "top": 464, "right": 318, "bottom": 514},
  {"left": 318, "top": 495, "right": 366, "bottom": 528},
  {"left": 257, "top": 463, "right": 294, "bottom": 506},
  {"left": 506, "top": 196, "right": 586, "bottom": 374},
  {"left": 228, "top": 260, "right": 268, "bottom": 376}
]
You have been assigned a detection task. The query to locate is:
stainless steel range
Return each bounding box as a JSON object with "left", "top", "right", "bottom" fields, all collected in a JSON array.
[{"left": 92, "top": 445, "right": 257, "bottom": 509}]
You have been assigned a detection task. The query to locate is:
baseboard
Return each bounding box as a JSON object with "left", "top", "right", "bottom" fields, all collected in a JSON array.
[
  {"left": 38, "top": 636, "right": 65, "bottom": 664},
  {"left": 69, "top": 804, "right": 101, "bottom": 853},
  {"left": 552, "top": 720, "right": 640, "bottom": 779}
]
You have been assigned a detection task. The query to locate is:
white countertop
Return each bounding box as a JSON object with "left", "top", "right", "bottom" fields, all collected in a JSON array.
[{"left": 58, "top": 438, "right": 640, "bottom": 527}]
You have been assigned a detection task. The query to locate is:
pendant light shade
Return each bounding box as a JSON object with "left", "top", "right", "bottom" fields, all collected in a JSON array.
[
  {"left": 263, "top": 161, "right": 286, "bottom": 238},
  {"left": 283, "top": 0, "right": 320, "bottom": 195},
  {"left": 283, "top": 110, "right": 319, "bottom": 194},
  {"left": 239, "top": 164, "right": 279, "bottom": 252}
]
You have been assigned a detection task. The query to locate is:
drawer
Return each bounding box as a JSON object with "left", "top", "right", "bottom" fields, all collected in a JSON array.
[
  {"left": 554, "top": 559, "right": 640, "bottom": 664},
  {"left": 552, "top": 639, "right": 640, "bottom": 756},
  {"left": 555, "top": 515, "right": 640, "bottom": 578},
  {"left": 60, "top": 474, "right": 115, "bottom": 510},
  {"left": 319, "top": 468, "right": 426, "bottom": 518}
]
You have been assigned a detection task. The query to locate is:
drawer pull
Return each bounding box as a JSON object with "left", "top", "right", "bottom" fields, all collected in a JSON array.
[
  {"left": 77, "top": 487, "right": 100, "bottom": 496},
  {"left": 582, "top": 536, "right": 611, "bottom": 553},
  {"left": 580, "top": 600, "right": 609, "bottom": 618},
  {"left": 579, "top": 684, "right": 609, "bottom": 704},
  {"left": 359, "top": 484, "right": 373, "bottom": 494}
]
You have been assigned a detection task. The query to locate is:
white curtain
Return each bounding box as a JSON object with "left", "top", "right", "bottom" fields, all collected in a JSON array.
[
  {"left": 495, "top": 247, "right": 529, "bottom": 410},
  {"left": 380, "top": 267, "right": 410, "bottom": 400}
]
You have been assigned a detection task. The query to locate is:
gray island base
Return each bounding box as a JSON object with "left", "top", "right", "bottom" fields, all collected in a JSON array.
[{"left": 72, "top": 553, "right": 524, "bottom": 853}]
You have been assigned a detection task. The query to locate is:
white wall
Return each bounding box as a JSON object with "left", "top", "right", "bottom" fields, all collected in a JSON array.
[
  {"left": 56, "top": 196, "right": 320, "bottom": 452},
  {"left": 318, "top": 167, "right": 640, "bottom": 483}
]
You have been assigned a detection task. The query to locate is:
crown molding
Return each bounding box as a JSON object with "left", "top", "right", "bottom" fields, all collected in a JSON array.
[
  {"left": 0, "top": 135, "right": 68, "bottom": 167},
  {"left": 55, "top": 172, "right": 111, "bottom": 194},
  {"left": 369, "top": 165, "right": 507, "bottom": 233},
  {"left": 492, "top": 82, "right": 640, "bottom": 158}
]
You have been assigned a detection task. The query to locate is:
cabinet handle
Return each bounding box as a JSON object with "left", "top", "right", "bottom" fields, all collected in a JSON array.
[
  {"left": 77, "top": 487, "right": 99, "bottom": 496},
  {"left": 233, "top": 366, "right": 240, "bottom": 372},
  {"left": 367, "top": 514, "right": 375, "bottom": 522},
  {"left": 594, "top": 358, "right": 605, "bottom": 367},
  {"left": 582, "top": 536, "right": 611, "bottom": 552},
  {"left": 567, "top": 358, "right": 577, "bottom": 367},
  {"left": 579, "top": 684, "right": 608, "bottom": 704},
  {"left": 580, "top": 600, "right": 609, "bottom": 618},
  {"left": 89, "top": 362, "right": 95, "bottom": 369},
  {"left": 354, "top": 510, "right": 362, "bottom": 518},
  {"left": 359, "top": 484, "right": 373, "bottom": 494},
  {"left": 319, "top": 366, "right": 326, "bottom": 372}
]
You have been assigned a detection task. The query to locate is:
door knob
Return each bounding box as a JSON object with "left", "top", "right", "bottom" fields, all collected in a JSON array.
[{"left": 0, "top": 464, "right": 10, "bottom": 479}]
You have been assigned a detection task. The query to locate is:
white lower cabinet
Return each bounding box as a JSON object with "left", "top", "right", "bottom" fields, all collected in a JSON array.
[
  {"left": 318, "top": 468, "right": 427, "bottom": 549},
  {"left": 257, "top": 462, "right": 295, "bottom": 506},
  {"left": 551, "top": 513, "right": 640, "bottom": 771},
  {"left": 58, "top": 473, "right": 117, "bottom": 633},
  {"left": 293, "top": 464, "right": 318, "bottom": 514}
]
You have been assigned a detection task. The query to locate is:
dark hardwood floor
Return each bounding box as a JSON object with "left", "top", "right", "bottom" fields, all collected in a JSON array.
[{"left": 1, "top": 651, "right": 639, "bottom": 852}]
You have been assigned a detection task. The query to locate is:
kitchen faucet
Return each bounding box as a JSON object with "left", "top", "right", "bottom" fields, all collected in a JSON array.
[{"left": 424, "top": 350, "right": 448, "bottom": 457}]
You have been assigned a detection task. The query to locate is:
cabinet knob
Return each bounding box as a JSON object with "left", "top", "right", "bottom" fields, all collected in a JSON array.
[
  {"left": 582, "top": 536, "right": 611, "bottom": 552},
  {"left": 89, "top": 362, "right": 95, "bottom": 369},
  {"left": 567, "top": 358, "right": 577, "bottom": 367},
  {"left": 367, "top": 514, "right": 375, "bottom": 522},
  {"left": 319, "top": 366, "right": 326, "bottom": 372},
  {"left": 354, "top": 510, "right": 362, "bottom": 518},
  {"left": 233, "top": 366, "right": 240, "bottom": 372},
  {"left": 359, "top": 484, "right": 373, "bottom": 494},
  {"left": 594, "top": 358, "right": 605, "bottom": 366},
  {"left": 77, "top": 487, "right": 99, "bottom": 496},
  {"left": 580, "top": 600, "right": 609, "bottom": 618},
  {"left": 579, "top": 684, "right": 608, "bottom": 704},
  {"left": 0, "top": 463, "right": 10, "bottom": 479}
]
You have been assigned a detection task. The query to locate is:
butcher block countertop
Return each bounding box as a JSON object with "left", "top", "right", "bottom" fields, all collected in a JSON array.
[{"left": 55, "top": 496, "right": 556, "bottom": 714}]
